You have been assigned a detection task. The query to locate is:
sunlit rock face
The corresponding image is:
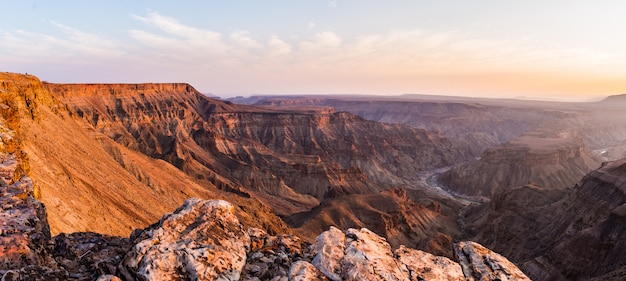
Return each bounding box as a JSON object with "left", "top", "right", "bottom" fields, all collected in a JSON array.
[
  {"left": 116, "top": 200, "right": 527, "bottom": 281},
  {"left": 120, "top": 199, "right": 251, "bottom": 281},
  {"left": 47, "top": 82, "right": 472, "bottom": 217}
]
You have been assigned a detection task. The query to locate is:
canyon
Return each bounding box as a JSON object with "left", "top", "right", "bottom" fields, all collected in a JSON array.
[{"left": 1, "top": 72, "right": 626, "bottom": 280}]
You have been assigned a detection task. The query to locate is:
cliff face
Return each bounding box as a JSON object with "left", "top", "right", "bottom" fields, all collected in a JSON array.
[
  {"left": 0, "top": 74, "right": 290, "bottom": 237},
  {"left": 46, "top": 83, "right": 472, "bottom": 217},
  {"left": 521, "top": 159, "right": 626, "bottom": 280},
  {"left": 243, "top": 96, "right": 566, "bottom": 156},
  {"left": 463, "top": 157, "right": 626, "bottom": 280},
  {"left": 439, "top": 135, "right": 601, "bottom": 198}
]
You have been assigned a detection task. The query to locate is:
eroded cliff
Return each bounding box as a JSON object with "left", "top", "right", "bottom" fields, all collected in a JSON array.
[
  {"left": 0, "top": 73, "right": 290, "bottom": 237},
  {"left": 45, "top": 82, "right": 472, "bottom": 219},
  {"left": 462, "top": 157, "right": 626, "bottom": 280},
  {"left": 439, "top": 134, "right": 600, "bottom": 198}
]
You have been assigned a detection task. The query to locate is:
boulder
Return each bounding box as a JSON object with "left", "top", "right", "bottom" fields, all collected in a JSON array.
[
  {"left": 454, "top": 241, "right": 531, "bottom": 281},
  {"left": 340, "top": 228, "right": 409, "bottom": 280},
  {"left": 395, "top": 245, "right": 464, "bottom": 281},
  {"left": 121, "top": 199, "right": 250, "bottom": 281}
]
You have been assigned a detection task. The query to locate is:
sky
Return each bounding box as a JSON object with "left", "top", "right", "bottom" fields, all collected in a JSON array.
[{"left": 1, "top": 1, "right": 626, "bottom": 101}]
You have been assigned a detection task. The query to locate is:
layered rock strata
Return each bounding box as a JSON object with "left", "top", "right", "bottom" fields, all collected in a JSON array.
[
  {"left": 440, "top": 135, "right": 600, "bottom": 198},
  {"left": 463, "top": 157, "right": 626, "bottom": 280},
  {"left": 1, "top": 73, "right": 291, "bottom": 237}
]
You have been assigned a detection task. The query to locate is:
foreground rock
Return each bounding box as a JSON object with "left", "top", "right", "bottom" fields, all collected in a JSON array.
[
  {"left": 0, "top": 110, "right": 53, "bottom": 275},
  {"left": 120, "top": 199, "right": 250, "bottom": 281},
  {"left": 1, "top": 191, "right": 527, "bottom": 280},
  {"left": 116, "top": 198, "right": 527, "bottom": 281},
  {"left": 454, "top": 241, "right": 531, "bottom": 281}
]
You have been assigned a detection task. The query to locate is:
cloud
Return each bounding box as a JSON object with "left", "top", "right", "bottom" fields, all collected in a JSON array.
[
  {"left": 230, "top": 30, "right": 262, "bottom": 49},
  {"left": 329, "top": 1, "right": 337, "bottom": 9},
  {"left": 3, "top": 10, "right": 624, "bottom": 98},
  {"left": 0, "top": 21, "right": 123, "bottom": 64},
  {"left": 130, "top": 12, "right": 227, "bottom": 54},
  {"left": 267, "top": 36, "right": 292, "bottom": 57}
]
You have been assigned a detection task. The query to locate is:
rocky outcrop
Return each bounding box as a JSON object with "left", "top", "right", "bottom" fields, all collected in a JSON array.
[
  {"left": 120, "top": 199, "right": 250, "bottom": 281},
  {"left": 0, "top": 161, "right": 51, "bottom": 271},
  {"left": 287, "top": 188, "right": 463, "bottom": 258},
  {"left": 440, "top": 135, "right": 600, "bottom": 198},
  {"left": 115, "top": 198, "right": 526, "bottom": 281},
  {"left": 302, "top": 220, "right": 525, "bottom": 281},
  {"left": 454, "top": 241, "right": 531, "bottom": 281}
]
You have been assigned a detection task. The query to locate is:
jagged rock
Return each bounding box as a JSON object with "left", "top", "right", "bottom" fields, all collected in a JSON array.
[
  {"left": 395, "top": 245, "right": 464, "bottom": 281},
  {"left": 96, "top": 275, "right": 122, "bottom": 281},
  {"left": 50, "top": 232, "right": 130, "bottom": 279},
  {"left": 454, "top": 241, "right": 531, "bottom": 281},
  {"left": 311, "top": 226, "right": 345, "bottom": 281},
  {"left": 341, "top": 228, "right": 409, "bottom": 280},
  {"left": 288, "top": 261, "right": 327, "bottom": 281},
  {"left": 0, "top": 155, "right": 51, "bottom": 271},
  {"left": 241, "top": 229, "right": 308, "bottom": 280},
  {"left": 120, "top": 199, "right": 251, "bottom": 281},
  {"left": 1, "top": 266, "right": 68, "bottom": 281},
  {"left": 306, "top": 227, "right": 523, "bottom": 281}
]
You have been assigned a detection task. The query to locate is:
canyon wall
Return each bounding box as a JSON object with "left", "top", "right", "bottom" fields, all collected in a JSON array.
[
  {"left": 45, "top": 82, "right": 472, "bottom": 218},
  {"left": 463, "top": 157, "right": 626, "bottom": 280},
  {"left": 439, "top": 135, "right": 600, "bottom": 198},
  {"left": 1, "top": 73, "right": 290, "bottom": 237}
]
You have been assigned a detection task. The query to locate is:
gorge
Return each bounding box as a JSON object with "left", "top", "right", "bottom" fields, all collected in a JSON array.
[{"left": 2, "top": 72, "right": 626, "bottom": 280}]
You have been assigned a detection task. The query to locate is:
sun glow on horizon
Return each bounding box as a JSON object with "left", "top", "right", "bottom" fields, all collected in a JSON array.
[{"left": 1, "top": 1, "right": 625, "bottom": 100}]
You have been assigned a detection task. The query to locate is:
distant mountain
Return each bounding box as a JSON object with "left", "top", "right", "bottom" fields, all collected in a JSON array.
[{"left": 601, "top": 93, "right": 626, "bottom": 103}]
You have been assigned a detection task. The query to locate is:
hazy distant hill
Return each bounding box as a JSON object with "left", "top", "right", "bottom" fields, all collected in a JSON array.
[{"left": 601, "top": 93, "right": 626, "bottom": 103}]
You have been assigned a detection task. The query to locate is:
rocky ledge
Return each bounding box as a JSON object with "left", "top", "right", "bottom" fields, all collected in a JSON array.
[
  {"left": 4, "top": 196, "right": 529, "bottom": 280},
  {"left": 119, "top": 198, "right": 531, "bottom": 281}
]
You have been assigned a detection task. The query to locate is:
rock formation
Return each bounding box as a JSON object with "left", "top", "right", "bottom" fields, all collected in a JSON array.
[
  {"left": 0, "top": 73, "right": 292, "bottom": 238},
  {"left": 454, "top": 241, "right": 531, "bottom": 281},
  {"left": 114, "top": 198, "right": 528, "bottom": 281},
  {"left": 439, "top": 135, "right": 600, "bottom": 198},
  {"left": 462, "top": 157, "right": 626, "bottom": 280},
  {"left": 1, "top": 195, "right": 529, "bottom": 281},
  {"left": 41, "top": 81, "right": 473, "bottom": 238},
  {"left": 287, "top": 188, "right": 463, "bottom": 258},
  {"left": 120, "top": 199, "right": 250, "bottom": 281},
  {"left": 0, "top": 131, "right": 51, "bottom": 273}
]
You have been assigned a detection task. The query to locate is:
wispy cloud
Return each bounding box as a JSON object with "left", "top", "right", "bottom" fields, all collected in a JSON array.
[
  {"left": 0, "top": 21, "right": 123, "bottom": 64},
  {"left": 129, "top": 12, "right": 227, "bottom": 55},
  {"left": 2, "top": 10, "right": 624, "bottom": 97}
]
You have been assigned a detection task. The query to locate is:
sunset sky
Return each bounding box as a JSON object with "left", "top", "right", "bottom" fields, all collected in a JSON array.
[{"left": 1, "top": 1, "right": 625, "bottom": 100}]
